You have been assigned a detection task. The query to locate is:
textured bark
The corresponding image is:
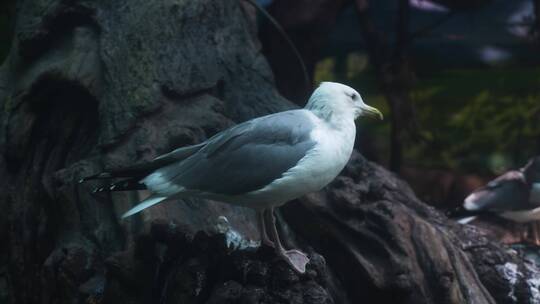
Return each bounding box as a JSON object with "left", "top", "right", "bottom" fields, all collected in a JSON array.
[
  {"left": 284, "top": 152, "right": 540, "bottom": 304},
  {"left": 1, "top": 1, "right": 539, "bottom": 304}
]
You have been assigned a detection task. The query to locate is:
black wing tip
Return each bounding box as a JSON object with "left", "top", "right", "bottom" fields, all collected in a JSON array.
[
  {"left": 79, "top": 172, "right": 112, "bottom": 183},
  {"left": 90, "top": 179, "right": 146, "bottom": 193},
  {"left": 92, "top": 186, "right": 108, "bottom": 193}
]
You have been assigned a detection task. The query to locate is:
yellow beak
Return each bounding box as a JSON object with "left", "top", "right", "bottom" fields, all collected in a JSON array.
[{"left": 360, "top": 105, "right": 384, "bottom": 120}]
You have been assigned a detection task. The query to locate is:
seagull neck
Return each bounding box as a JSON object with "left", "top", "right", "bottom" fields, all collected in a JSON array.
[{"left": 306, "top": 106, "right": 354, "bottom": 130}]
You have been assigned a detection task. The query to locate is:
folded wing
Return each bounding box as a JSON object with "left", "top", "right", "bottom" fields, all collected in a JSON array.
[
  {"left": 143, "top": 110, "right": 317, "bottom": 196},
  {"left": 464, "top": 171, "right": 532, "bottom": 212}
]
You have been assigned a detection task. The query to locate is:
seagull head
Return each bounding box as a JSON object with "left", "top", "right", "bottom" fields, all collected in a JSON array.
[{"left": 305, "top": 82, "right": 383, "bottom": 121}]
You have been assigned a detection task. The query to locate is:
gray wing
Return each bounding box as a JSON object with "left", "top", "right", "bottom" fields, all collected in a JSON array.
[
  {"left": 523, "top": 156, "right": 540, "bottom": 184},
  {"left": 152, "top": 142, "right": 206, "bottom": 163},
  {"left": 464, "top": 171, "right": 534, "bottom": 212},
  {"left": 531, "top": 183, "right": 540, "bottom": 204},
  {"left": 144, "top": 110, "right": 317, "bottom": 196},
  {"left": 523, "top": 156, "right": 540, "bottom": 204}
]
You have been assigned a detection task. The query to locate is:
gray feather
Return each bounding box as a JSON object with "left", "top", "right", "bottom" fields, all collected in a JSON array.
[
  {"left": 145, "top": 110, "right": 317, "bottom": 196},
  {"left": 152, "top": 142, "right": 206, "bottom": 163},
  {"left": 464, "top": 171, "right": 535, "bottom": 212},
  {"left": 530, "top": 183, "right": 540, "bottom": 204}
]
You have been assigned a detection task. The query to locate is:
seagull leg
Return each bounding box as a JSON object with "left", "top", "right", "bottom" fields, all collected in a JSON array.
[
  {"left": 521, "top": 224, "right": 528, "bottom": 243},
  {"left": 265, "top": 208, "right": 309, "bottom": 273},
  {"left": 531, "top": 222, "right": 536, "bottom": 245},
  {"left": 257, "top": 210, "right": 274, "bottom": 247}
]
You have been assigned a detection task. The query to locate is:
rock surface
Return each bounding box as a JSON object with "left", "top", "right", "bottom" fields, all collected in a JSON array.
[
  {"left": 284, "top": 152, "right": 540, "bottom": 303},
  {"left": 103, "top": 221, "right": 334, "bottom": 304},
  {"left": 1, "top": 0, "right": 539, "bottom": 303}
]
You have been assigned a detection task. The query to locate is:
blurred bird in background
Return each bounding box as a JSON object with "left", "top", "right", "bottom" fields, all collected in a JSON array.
[{"left": 453, "top": 157, "right": 540, "bottom": 244}]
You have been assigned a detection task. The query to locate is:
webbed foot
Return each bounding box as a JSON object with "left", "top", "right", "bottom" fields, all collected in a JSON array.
[{"left": 280, "top": 249, "right": 310, "bottom": 273}]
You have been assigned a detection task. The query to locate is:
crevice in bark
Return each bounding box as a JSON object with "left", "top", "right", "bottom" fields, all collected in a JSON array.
[{"left": 18, "top": 4, "right": 98, "bottom": 61}]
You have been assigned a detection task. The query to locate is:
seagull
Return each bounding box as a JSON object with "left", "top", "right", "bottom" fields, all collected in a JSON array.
[
  {"left": 454, "top": 157, "right": 540, "bottom": 243},
  {"left": 80, "top": 82, "right": 383, "bottom": 273}
]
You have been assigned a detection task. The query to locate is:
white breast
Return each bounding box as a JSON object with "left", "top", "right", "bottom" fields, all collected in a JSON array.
[
  {"left": 500, "top": 207, "right": 540, "bottom": 223},
  {"left": 239, "top": 111, "right": 356, "bottom": 209}
]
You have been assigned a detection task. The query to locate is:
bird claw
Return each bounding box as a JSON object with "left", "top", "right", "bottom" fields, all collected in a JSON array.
[{"left": 280, "top": 249, "right": 309, "bottom": 274}]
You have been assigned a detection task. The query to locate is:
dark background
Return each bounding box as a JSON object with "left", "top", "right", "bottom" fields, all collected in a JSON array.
[
  {"left": 256, "top": 0, "right": 540, "bottom": 209},
  {"left": 1, "top": 0, "right": 540, "bottom": 303},
  {"left": 2, "top": 0, "right": 539, "bottom": 208}
]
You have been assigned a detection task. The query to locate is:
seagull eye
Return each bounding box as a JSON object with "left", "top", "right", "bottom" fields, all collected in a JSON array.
[{"left": 350, "top": 93, "right": 358, "bottom": 101}]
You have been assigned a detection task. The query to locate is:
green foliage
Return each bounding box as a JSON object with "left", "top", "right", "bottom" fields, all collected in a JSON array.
[
  {"left": 314, "top": 53, "right": 540, "bottom": 174},
  {"left": 412, "top": 68, "right": 540, "bottom": 173}
]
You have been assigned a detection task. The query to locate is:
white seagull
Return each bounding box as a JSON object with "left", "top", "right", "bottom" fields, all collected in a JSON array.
[{"left": 81, "top": 82, "right": 383, "bottom": 273}]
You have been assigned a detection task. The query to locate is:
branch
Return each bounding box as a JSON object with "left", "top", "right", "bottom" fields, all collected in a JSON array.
[
  {"left": 407, "top": 10, "right": 457, "bottom": 44},
  {"left": 242, "top": 0, "right": 311, "bottom": 94},
  {"left": 394, "top": 0, "right": 411, "bottom": 58}
]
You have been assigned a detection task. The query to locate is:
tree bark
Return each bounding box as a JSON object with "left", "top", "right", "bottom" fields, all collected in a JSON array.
[{"left": 1, "top": 1, "right": 539, "bottom": 304}]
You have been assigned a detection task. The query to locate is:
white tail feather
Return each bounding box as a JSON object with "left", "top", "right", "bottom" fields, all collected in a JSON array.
[
  {"left": 121, "top": 195, "right": 167, "bottom": 219},
  {"left": 457, "top": 216, "right": 477, "bottom": 225}
]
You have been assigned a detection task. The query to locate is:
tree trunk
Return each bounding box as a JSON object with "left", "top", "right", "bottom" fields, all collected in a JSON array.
[
  {"left": 534, "top": 0, "right": 540, "bottom": 42},
  {"left": 1, "top": 1, "right": 539, "bottom": 303},
  {"left": 355, "top": 0, "right": 421, "bottom": 173}
]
